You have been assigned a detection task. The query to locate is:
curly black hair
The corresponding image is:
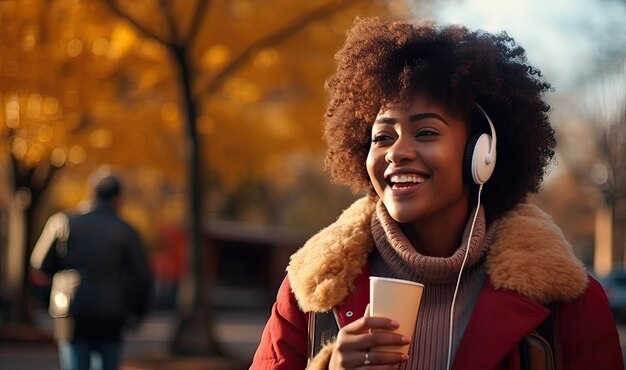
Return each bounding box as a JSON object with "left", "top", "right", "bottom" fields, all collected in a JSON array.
[{"left": 323, "top": 17, "right": 556, "bottom": 221}]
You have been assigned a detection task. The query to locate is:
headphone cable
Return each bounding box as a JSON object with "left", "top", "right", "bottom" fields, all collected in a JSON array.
[{"left": 446, "top": 183, "right": 483, "bottom": 370}]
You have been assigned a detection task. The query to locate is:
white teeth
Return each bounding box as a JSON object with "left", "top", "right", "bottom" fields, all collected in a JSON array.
[{"left": 390, "top": 174, "right": 426, "bottom": 184}]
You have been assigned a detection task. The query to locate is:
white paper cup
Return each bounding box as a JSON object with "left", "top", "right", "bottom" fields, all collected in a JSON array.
[{"left": 369, "top": 276, "right": 424, "bottom": 354}]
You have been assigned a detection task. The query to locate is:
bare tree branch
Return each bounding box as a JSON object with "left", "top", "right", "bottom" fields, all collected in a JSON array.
[
  {"left": 161, "top": 0, "right": 180, "bottom": 45},
  {"left": 186, "top": 0, "right": 211, "bottom": 46},
  {"left": 197, "top": 0, "right": 366, "bottom": 97},
  {"left": 103, "top": 0, "right": 172, "bottom": 48}
]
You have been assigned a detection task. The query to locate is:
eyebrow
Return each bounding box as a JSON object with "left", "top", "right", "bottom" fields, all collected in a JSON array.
[{"left": 374, "top": 112, "right": 449, "bottom": 125}]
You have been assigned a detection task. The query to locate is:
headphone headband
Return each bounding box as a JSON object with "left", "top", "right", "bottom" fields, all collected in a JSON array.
[
  {"left": 464, "top": 103, "right": 498, "bottom": 185},
  {"left": 474, "top": 103, "right": 497, "bottom": 164}
]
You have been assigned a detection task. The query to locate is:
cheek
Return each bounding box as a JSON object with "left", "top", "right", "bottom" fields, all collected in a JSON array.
[
  {"left": 365, "top": 149, "right": 383, "bottom": 188},
  {"left": 441, "top": 153, "right": 465, "bottom": 184},
  {"left": 433, "top": 140, "right": 465, "bottom": 172},
  {"left": 365, "top": 150, "right": 376, "bottom": 181},
  {"left": 443, "top": 147, "right": 468, "bottom": 190}
]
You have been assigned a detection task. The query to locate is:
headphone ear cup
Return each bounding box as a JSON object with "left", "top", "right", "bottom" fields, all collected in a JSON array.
[{"left": 470, "top": 133, "right": 494, "bottom": 184}]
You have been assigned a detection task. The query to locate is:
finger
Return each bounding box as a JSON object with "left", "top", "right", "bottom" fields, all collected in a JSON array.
[
  {"left": 366, "top": 331, "right": 410, "bottom": 349},
  {"left": 336, "top": 321, "right": 397, "bottom": 353},
  {"left": 365, "top": 350, "right": 409, "bottom": 366},
  {"left": 348, "top": 350, "right": 408, "bottom": 369},
  {"left": 336, "top": 329, "right": 410, "bottom": 355},
  {"left": 342, "top": 315, "right": 399, "bottom": 334}
]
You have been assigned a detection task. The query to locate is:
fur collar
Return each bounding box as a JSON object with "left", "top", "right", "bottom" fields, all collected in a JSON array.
[{"left": 287, "top": 197, "right": 588, "bottom": 312}]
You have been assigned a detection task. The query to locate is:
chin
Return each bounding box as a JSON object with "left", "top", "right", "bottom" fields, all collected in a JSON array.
[{"left": 386, "top": 207, "right": 418, "bottom": 223}]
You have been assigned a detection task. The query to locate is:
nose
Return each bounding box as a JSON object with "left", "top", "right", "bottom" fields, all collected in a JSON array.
[{"left": 385, "top": 136, "right": 417, "bottom": 164}]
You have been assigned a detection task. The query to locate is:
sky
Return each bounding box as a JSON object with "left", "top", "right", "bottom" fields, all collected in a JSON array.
[
  {"left": 410, "top": 0, "right": 626, "bottom": 92},
  {"left": 408, "top": 0, "right": 626, "bottom": 184}
]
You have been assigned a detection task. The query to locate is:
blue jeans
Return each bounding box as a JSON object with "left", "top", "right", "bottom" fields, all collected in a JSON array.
[{"left": 58, "top": 340, "right": 121, "bottom": 370}]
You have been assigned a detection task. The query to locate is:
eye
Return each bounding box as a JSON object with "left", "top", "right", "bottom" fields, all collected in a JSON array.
[
  {"left": 416, "top": 128, "right": 439, "bottom": 138},
  {"left": 372, "top": 133, "right": 394, "bottom": 143}
]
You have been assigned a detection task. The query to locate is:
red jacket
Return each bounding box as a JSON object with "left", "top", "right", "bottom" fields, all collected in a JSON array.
[{"left": 250, "top": 198, "right": 623, "bottom": 370}]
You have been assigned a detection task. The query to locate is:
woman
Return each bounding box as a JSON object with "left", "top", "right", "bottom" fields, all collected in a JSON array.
[{"left": 250, "top": 17, "right": 622, "bottom": 370}]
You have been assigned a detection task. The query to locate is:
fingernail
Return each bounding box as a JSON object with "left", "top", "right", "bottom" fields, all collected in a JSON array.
[
  {"left": 402, "top": 354, "right": 409, "bottom": 361},
  {"left": 402, "top": 336, "right": 410, "bottom": 344},
  {"left": 390, "top": 320, "right": 400, "bottom": 328}
]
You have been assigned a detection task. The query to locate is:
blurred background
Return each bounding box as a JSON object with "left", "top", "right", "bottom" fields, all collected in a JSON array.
[{"left": 0, "top": 0, "right": 624, "bottom": 369}]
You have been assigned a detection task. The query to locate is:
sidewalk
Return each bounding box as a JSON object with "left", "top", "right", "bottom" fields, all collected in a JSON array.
[
  {"left": 120, "top": 309, "right": 265, "bottom": 370},
  {"left": 0, "top": 308, "right": 268, "bottom": 370},
  {"left": 6, "top": 311, "right": 625, "bottom": 369}
]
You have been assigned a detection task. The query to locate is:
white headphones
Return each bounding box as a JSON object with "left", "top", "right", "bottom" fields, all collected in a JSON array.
[
  {"left": 447, "top": 103, "right": 497, "bottom": 370},
  {"left": 467, "top": 103, "right": 497, "bottom": 185}
]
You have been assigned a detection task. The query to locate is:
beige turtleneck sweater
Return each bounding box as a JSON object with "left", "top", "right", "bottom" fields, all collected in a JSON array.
[{"left": 369, "top": 201, "right": 495, "bottom": 370}]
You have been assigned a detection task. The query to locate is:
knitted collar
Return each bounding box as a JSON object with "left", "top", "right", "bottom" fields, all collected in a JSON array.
[
  {"left": 287, "top": 197, "right": 588, "bottom": 312},
  {"left": 371, "top": 201, "right": 490, "bottom": 284}
]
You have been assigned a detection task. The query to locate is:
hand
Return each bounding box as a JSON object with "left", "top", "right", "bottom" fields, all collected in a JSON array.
[{"left": 329, "top": 308, "right": 410, "bottom": 369}]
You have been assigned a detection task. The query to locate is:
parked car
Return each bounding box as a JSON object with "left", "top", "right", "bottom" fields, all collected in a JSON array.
[{"left": 598, "top": 267, "right": 626, "bottom": 324}]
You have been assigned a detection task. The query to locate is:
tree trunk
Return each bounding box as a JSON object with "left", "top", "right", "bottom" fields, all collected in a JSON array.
[
  {"left": 0, "top": 157, "right": 56, "bottom": 341},
  {"left": 170, "top": 45, "right": 222, "bottom": 356},
  {"left": 612, "top": 194, "right": 626, "bottom": 266}
]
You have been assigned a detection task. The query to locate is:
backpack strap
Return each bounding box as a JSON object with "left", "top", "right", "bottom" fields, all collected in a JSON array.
[
  {"left": 519, "top": 303, "right": 562, "bottom": 370},
  {"left": 551, "top": 304, "right": 563, "bottom": 370},
  {"left": 308, "top": 310, "right": 340, "bottom": 360}
]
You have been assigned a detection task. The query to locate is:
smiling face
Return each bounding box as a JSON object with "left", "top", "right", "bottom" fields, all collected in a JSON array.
[{"left": 366, "top": 94, "right": 470, "bottom": 229}]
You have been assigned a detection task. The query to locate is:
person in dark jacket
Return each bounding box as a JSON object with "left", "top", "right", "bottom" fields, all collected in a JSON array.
[{"left": 31, "top": 173, "right": 153, "bottom": 370}]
